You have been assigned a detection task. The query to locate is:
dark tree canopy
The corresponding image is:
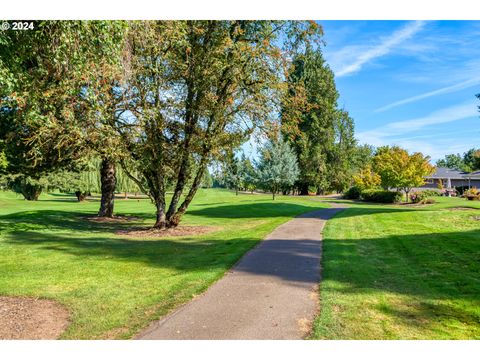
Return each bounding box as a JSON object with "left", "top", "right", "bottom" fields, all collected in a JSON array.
[{"left": 0, "top": 21, "right": 127, "bottom": 202}]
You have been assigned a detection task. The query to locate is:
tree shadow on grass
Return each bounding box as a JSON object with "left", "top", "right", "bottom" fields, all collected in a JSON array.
[
  {"left": 0, "top": 210, "right": 150, "bottom": 234},
  {"left": 187, "top": 202, "right": 420, "bottom": 219},
  {"left": 318, "top": 228, "right": 480, "bottom": 337},
  {"left": 0, "top": 203, "right": 324, "bottom": 235},
  {"left": 3, "top": 224, "right": 479, "bottom": 298},
  {"left": 187, "top": 202, "right": 319, "bottom": 219},
  {"left": 4, "top": 219, "right": 480, "bottom": 335},
  {"left": 374, "top": 300, "right": 479, "bottom": 336},
  {"left": 4, "top": 230, "right": 326, "bottom": 285}
]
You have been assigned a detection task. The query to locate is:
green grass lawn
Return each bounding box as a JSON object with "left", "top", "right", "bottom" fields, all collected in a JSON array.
[
  {"left": 3, "top": 188, "right": 479, "bottom": 340},
  {"left": 0, "top": 188, "right": 327, "bottom": 339},
  {"left": 312, "top": 196, "right": 480, "bottom": 339}
]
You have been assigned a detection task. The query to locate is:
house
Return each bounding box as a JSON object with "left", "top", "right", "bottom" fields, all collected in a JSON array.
[
  {"left": 465, "top": 170, "right": 480, "bottom": 188},
  {"left": 422, "top": 167, "right": 480, "bottom": 190}
]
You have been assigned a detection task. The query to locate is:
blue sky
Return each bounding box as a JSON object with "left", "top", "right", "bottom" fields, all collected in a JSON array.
[{"left": 320, "top": 20, "right": 480, "bottom": 161}]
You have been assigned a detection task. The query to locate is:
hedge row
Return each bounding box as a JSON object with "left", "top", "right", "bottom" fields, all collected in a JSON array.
[{"left": 343, "top": 186, "right": 402, "bottom": 203}]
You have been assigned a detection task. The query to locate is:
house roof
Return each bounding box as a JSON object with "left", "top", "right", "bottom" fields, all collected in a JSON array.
[
  {"left": 465, "top": 170, "right": 480, "bottom": 179},
  {"left": 426, "top": 167, "right": 468, "bottom": 179},
  {"left": 424, "top": 167, "right": 480, "bottom": 180}
]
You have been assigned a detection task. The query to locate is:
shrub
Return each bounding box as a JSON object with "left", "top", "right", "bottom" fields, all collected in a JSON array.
[
  {"left": 410, "top": 191, "right": 435, "bottom": 204},
  {"left": 343, "top": 186, "right": 361, "bottom": 200},
  {"left": 360, "top": 189, "right": 402, "bottom": 203},
  {"left": 464, "top": 188, "right": 480, "bottom": 200},
  {"left": 421, "top": 189, "right": 442, "bottom": 197},
  {"left": 410, "top": 191, "right": 427, "bottom": 203}
]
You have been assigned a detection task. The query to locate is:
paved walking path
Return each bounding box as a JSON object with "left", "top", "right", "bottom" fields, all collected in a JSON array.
[{"left": 136, "top": 205, "right": 345, "bottom": 340}]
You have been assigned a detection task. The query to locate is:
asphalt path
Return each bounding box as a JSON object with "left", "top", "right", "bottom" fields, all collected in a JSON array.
[{"left": 136, "top": 205, "right": 345, "bottom": 340}]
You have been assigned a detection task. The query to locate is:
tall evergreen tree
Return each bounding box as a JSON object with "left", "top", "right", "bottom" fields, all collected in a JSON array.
[
  {"left": 223, "top": 152, "right": 242, "bottom": 195},
  {"left": 326, "top": 109, "right": 357, "bottom": 193},
  {"left": 222, "top": 152, "right": 257, "bottom": 194},
  {"left": 282, "top": 47, "right": 341, "bottom": 195},
  {"left": 239, "top": 154, "right": 257, "bottom": 193}
]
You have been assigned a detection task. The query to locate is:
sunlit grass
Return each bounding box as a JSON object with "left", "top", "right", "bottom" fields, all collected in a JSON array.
[
  {"left": 312, "top": 196, "right": 480, "bottom": 339},
  {"left": 0, "top": 188, "right": 327, "bottom": 339}
]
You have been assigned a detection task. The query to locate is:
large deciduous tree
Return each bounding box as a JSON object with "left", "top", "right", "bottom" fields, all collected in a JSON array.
[
  {"left": 463, "top": 148, "right": 480, "bottom": 172},
  {"left": 117, "top": 21, "right": 322, "bottom": 228},
  {"left": 436, "top": 153, "right": 468, "bottom": 171},
  {"left": 0, "top": 21, "right": 127, "bottom": 212},
  {"left": 352, "top": 164, "right": 381, "bottom": 191}
]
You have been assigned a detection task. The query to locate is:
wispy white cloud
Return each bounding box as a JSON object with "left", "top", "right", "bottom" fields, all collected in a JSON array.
[
  {"left": 334, "top": 21, "right": 426, "bottom": 77},
  {"left": 375, "top": 76, "right": 480, "bottom": 112},
  {"left": 387, "top": 102, "right": 478, "bottom": 131},
  {"left": 357, "top": 101, "right": 479, "bottom": 158}
]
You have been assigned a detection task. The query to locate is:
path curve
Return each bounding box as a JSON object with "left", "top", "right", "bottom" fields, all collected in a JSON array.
[{"left": 136, "top": 204, "right": 345, "bottom": 340}]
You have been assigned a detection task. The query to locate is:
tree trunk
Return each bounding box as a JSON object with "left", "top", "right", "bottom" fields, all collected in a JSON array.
[
  {"left": 75, "top": 191, "right": 88, "bottom": 202},
  {"left": 299, "top": 183, "right": 309, "bottom": 196},
  {"left": 153, "top": 204, "right": 167, "bottom": 229},
  {"left": 98, "top": 158, "right": 116, "bottom": 217},
  {"left": 235, "top": 187, "right": 238, "bottom": 195},
  {"left": 20, "top": 183, "right": 42, "bottom": 201},
  {"left": 316, "top": 187, "right": 322, "bottom": 196},
  {"left": 166, "top": 165, "right": 189, "bottom": 219},
  {"left": 167, "top": 162, "right": 207, "bottom": 228}
]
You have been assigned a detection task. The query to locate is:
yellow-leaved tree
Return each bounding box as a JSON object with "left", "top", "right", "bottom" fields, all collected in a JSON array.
[
  {"left": 373, "top": 146, "right": 435, "bottom": 202},
  {"left": 352, "top": 165, "right": 381, "bottom": 191}
]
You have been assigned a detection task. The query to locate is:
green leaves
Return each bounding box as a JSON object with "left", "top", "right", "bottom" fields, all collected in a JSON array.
[
  {"left": 256, "top": 136, "right": 299, "bottom": 197},
  {"left": 1, "top": 20, "right": 325, "bottom": 222},
  {"left": 282, "top": 47, "right": 356, "bottom": 193},
  {"left": 373, "top": 146, "right": 435, "bottom": 192},
  {"left": 438, "top": 148, "right": 480, "bottom": 172}
]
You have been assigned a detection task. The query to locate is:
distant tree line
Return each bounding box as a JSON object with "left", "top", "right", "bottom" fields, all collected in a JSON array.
[
  {"left": 219, "top": 46, "right": 374, "bottom": 197},
  {"left": 2, "top": 21, "right": 477, "bottom": 226},
  {"left": 436, "top": 148, "right": 480, "bottom": 172}
]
